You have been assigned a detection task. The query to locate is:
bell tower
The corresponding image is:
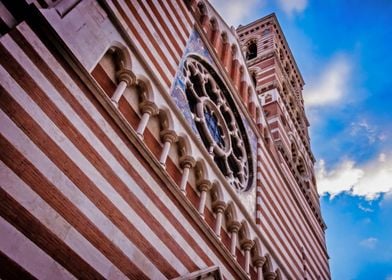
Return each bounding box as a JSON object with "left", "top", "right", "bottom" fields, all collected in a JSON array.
[{"left": 237, "top": 14, "right": 325, "bottom": 229}]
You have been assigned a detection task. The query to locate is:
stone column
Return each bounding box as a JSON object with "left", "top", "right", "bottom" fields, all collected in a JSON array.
[
  {"left": 253, "top": 256, "right": 266, "bottom": 280},
  {"left": 228, "top": 221, "right": 241, "bottom": 258},
  {"left": 212, "top": 200, "right": 226, "bottom": 238},
  {"left": 136, "top": 100, "right": 158, "bottom": 138},
  {"left": 265, "top": 271, "right": 277, "bottom": 280},
  {"left": 197, "top": 179, "right": 212, "bottom": 217},
  {"left": 179, "top": 155, "right": 196, "bottom": 194},
  {"left": 241, "top": 239, "right": 254, "bottom": 275},
  {"left": 159, "top": 130, "right": 177, "bottom": 165},
  {"left": 111, "top": 69, "right": 135, "bottom": 106}
]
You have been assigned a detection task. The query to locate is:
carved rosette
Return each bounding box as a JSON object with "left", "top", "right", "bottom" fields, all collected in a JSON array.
[{"left": 182, "top": 56, "right": 253, "bottom": 192}]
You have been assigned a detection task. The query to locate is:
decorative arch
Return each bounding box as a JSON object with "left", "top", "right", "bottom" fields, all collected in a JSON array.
[
  {"left": 239, "top": 220, "right": 252, "bottom": 242},
  {"left": 195, "top": 160, "right": 209, "bottom": 181},
  {"left": 263, "top": 254, "right": 273, "bottom": 274},
  {"left": 158, "top": 108, "right": 175, "bottom": 130},
  {"left": 135, "top": 74, "right": 155, "bottom": 101},
  {"left": 177, "top": 135, "right": 193, "bottom": 157},
  {"left": 225, "top": 201, "right": 239, "bottom": 224},
  {"left": 211, "top": 182, "right": 224, "bottom": 202},
  {"left": 106, "top": 42, "right": 132, "bottom": 70}
]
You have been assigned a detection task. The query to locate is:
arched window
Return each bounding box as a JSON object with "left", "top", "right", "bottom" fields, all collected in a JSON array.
[
  {"left": 182, "top": 55, "right": 254, "bottom": 191},
  {"left": 246, "top": 41, "right": 257, "bottom": 60},
  {"left": 251, "top": 72, "right": 257, "bottom": 86}
]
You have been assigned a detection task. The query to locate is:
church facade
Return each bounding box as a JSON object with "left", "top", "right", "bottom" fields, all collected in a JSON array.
[{"left": 0, "top": 0, "right": 330, "bottom": 279}]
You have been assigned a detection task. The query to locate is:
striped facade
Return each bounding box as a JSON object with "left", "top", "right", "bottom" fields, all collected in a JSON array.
[{"left": 0, "top": 1, "right": 330, "bottom": 279}]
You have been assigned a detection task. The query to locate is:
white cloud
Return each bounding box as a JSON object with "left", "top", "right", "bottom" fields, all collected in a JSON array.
[
  {"left": 358, "top": 204, "right": 373, "bottom": 212},
  {"left": 386, "top": 275, "right": 392, "bottom": 280},
  {"left": 359, "top": 237, "right": 378, "bottom": 249},
  {"left": 350, "top": 119, "right": 386, "bottom": 144},
  {"left": 210, "top": 0, "right": 262, "bottom": 27},
  {"left": 277, "top": 0, "right": 308, "bottom": 16},
  {"left": 317, "top": 152, "right": 392, "bottom": 200},
  {"left": 304, "top": 55, "right": 352, "bottom": 107}
]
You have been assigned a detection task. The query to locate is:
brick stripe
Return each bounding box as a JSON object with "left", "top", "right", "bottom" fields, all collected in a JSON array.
[
  {"left": 257, "top": 152, "right": 330, "bottom": 278},
  {"left": 136, "top": 0, "right": 182, "bottom": 59},
  {"left": 111, "top": 0, "right": 171, "bottom": 86},
  {"left": 2, "top": 29, "right": 220, "bottom": 276},
  {"left": 123, "top": 1, "right": 177, "bottom": 75},
  {"left": 176, "top": 0, "right": 193, "bottom": 27},
  {"left": 0, "top": 250, "right": 37, "bottom": 280},
  {"left": 8, "top": 29, "right": 199, "bottom": 275},
  {"left": 24, "top": 23, "right": 224, "bottom": 272},
  {"left": 157, "top": 1, "right": 187, "bottom": 45},
  {"left": 0, "top": 72, "right": 183, "bottom": 280},
  {"left": 166, "top": 0, "right": 191, "bottom": 38},
  {"left": 0, "top": 86, "right": 151, "bottom": 279},
  {"left": 0, "top": 186, "right": 105, "bottom": 280},
  {"left": 144, "top": 0, "right": 185, "bottom": 57},
  {"left": 258, "top": 141, "right": 328, "bottom": 263}
]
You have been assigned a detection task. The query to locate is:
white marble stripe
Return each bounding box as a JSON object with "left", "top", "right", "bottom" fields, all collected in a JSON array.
[
  {"left": 154, "top": 1, "right": 188, "bottom": 46},
  {"left": 16, "top": 23, "right": 237, "bottom": 276},
  {"left": 0, "top": 66, "right": 167, "bottom": 280},
  {"left": 117, "top": 0, "right": 175, "bottom": 79},
  {"left": 2, "top": 35, "right": 194, "bottom": 276},
  {"left": 17, "top": 23, "right": 238, "bottom": 279},
  {"left": 255, "top": 158, "right": 329, "bottom": 275},
  {"left": 161, "top": 0, "right": 191, "bottom": 39},
  {"left": 0, "top": 217, "right": 76, "bottom": 280},
  {"left": 0, "top": 162, "right": 125, "bottom": 280},
  {"left": 132, "top": 0, "right": 181, "bottom": 63}
]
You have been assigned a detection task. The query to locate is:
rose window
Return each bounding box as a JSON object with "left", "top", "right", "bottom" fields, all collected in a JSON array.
[{"left": 183, "top": 56, "right": 253, "bottom": 191}]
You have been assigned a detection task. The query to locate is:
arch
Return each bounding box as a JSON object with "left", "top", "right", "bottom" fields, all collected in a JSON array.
[
  {"left": 251, "top": 71, "right": 257, "bottom": 86},
  {"left": 221, "top": 31, "right": 229, "bottom": 43},
  {"left": 106, "top": 42, "right": 132, "bottom": 70},
  {"left": 275, "top": 268, "right": 283, "bottom": 280},
  {"left": 231, "top": 44, "right": 238, "bottom": 59},
  {"left": 263, "top": 254, "right": 273, "bottom": 273},
  {"left": 196, "top": 1, "right": 208, "bottom": 26},
  {"left": 225, "top": 201, "right": 238, "bottom": 224},
  {"left": 245, "top": 39, "right": 257, "bottom": 60},
  {"left": 297, "top": 156, "right": 307, "bottom": 176},
  {"left": 291, "top": 141, "right": 298, "bottom": 163},
  {"left": 158, "top": 107, "right": 175, "bottom": 130},
  {"left": 135, "top": 74, "right": 155, "bottom": 101},
  {"left": 194, "top": 160, "right": 209, "bottom": 181},
  {"left": 210, "top": 182, "right": 224, "bottom": 202},
  {"left": 209, "top": 16, "right": 219, "bottom": 31},
  {"left": 239, "top": 220, "right": 252, "bottom": 242},
  {"left": 251, "top": 238, "right": 263, "bottom": 258},
  {"left": 177, "top": 135, "right": 193, "bottom": 157}
]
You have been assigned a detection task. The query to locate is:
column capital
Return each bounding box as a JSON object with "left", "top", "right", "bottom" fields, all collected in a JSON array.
[
  {"left": 197, "top": 179, "right": 212, "bottom": 192},
  {"left": 228, "top": 220, "right": 241, "bottom": 233},
  {"left": 265, "top": 271, "right": 277, "bottom": 280},
  {"left": 180, "top": 155, "right": 196, "bottom": 169},
  {"left": 140, "top": 100, "right": 158, "bottom": 116},
  {"left": 160, "top": 129, "right": 177, "bottom": 144},
  {"left": 212, "top": 200, "right": 226, "bottom": 213},
  {"left": 116, "top": 69, "right": 135, "bottom": 86},
  {"left": 253, "top": 256, "right": 266, "bottom": 268},
  {"left": 240, "top": 239, "right": 254, "bottom": 251}
]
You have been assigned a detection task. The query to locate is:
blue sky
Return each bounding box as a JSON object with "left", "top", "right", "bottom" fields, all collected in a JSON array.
[{"left": 212, "top": 0, "right": 392, "bottom": 279}]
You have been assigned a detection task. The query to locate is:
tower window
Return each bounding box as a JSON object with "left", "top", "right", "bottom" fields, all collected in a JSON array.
[{"left": 246, "top": 41, "right": 257, "bottom": 60}]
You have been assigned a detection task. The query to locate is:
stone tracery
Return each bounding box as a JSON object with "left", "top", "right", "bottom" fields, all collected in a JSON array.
[{"left": 183, "top": 56, "right": 253, "bottom": 191}]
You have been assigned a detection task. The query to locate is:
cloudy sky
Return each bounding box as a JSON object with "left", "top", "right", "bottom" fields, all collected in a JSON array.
[{"left": 211, "top": 0, "right": 392, "bottom": 278}]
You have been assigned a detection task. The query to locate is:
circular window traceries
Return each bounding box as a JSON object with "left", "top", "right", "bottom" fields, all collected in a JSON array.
[{"left": 183, "top": 56, "right": 253, "bottom": 191}]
